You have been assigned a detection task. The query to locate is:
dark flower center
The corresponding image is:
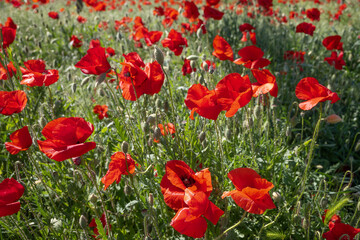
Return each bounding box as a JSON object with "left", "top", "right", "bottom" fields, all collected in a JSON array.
[{"left": 181, "top": 176, "right": 195, "bottom": 188}]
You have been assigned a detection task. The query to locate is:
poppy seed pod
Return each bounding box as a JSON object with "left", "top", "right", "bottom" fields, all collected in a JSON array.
[
  {"left": 79, "top": 215, "right": 88, "bottom": 229},
  {"left": 121, "top": 141, "right": 129, "bottom": 154},
  {"left": 154, "top": 46, "right": 164, "bottom": 66}
]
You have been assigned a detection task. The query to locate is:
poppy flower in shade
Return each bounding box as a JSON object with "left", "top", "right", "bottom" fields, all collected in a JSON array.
[
  {"left": 0, "top": 62, "right": 17, "bottom": 80},
  {"left": 161, "top": 29, "right": 188, "bottom": 56},
  {"left": 77, "top": 15, "right": 87, "bottom": 24},
  {"left": 89, "top": 213, "right": 111, "bottom": 238},
  {"left": 182, "top": 59, "right": 196, "bottom": 76},
  {"left": 323, "top": 222, "right": 360, "bottom": 240},
  {"left": 101, "top": 152, "right": 136, "bottom": 190},
  {"left": 75, "top": 47, "right": 111, "bottom": 75},
  {"left": 324, "top": 51, "right": 346, "bottom": 70},
  {"left": 160, "top": 160, "right": 213, "bottom": 210},
  {"left": 154, "top": 123, "right": 176, "bottom": 142},
  {"left": 170, "top": 189, "right": 224, "bottom": 238},
  {"left": 251, "top": 69, "right": 278, "bottom": 98},
  {"left": 93, "top": 105, "right": 108, "bottom": 120},
  {"left": 322, "top": 35, "right": 343, "bottom": 51},
  {"left": 295, "top": 77, "right": 340, "bottom": 110},
  {"left": 215, "top": 73, "right": 253, "bottom": 117},
  {"left": 5, "top": 126, "right": 32, "bottom": 155},
  {"left": 239, "top": 23, "right": 256, "bottom": 45},
  {"left": 212, "top": 35, "right": 234, "bottom": 61},
  {"left": 206, "top": 0, "right": 220, "bottom": 6},
  {"left": 258, "top": 0, "right": 273, "bottom": 11},
  {"left": 48, "top": 11, "right": 59, "bottom": 19},
  {"left": 0, "top": 17, "right": 17, "bottom": 49},
  {"left": 306, "top": 8, "right": 321, "bottom": 21},
  {"left": 0, "top": 178, "right": 25, "bottom": 217},
  {"left": 203, "top": 6, "right": 224, "bottom": 20},
  {"left": 88, "top": 39, "right": 101, "bottom": 49},
  {"left": 283, "top": 51, "right": 305, "bottom": 64},
  {"left": 20, "top": 59, "right": 59, "bottom": 87},
  {"left": 183, "top": 1, "right": 200, "bottom": 21},
  {"left": 296, "top": 22, "right": 316, "bottom": 36},
  {"left": 221, "top": 168, "right": 276, "bottom": 215},
  {"left": 0, "top": 90, "right": 27, "bottom": 116},
  {"left": 234, "top": 46, "right": 271, "bottom": 69},
  {"left": 37, "top": 117, "right": 96, "bottom": 162},
  {"left": 201, "top": 60, "right": 216, "bottom": 72},
  {"left": 153, "top": 6, "right": 165, "bottom": 16},
  {"left": 184, "top": 84, "right": 223, "bottom": 120},
  {"left": 70, "top": 35, "right": 83, "bottom": 48}
]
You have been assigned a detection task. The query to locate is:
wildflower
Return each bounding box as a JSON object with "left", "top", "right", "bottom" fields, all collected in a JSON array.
[{"left": 5, "top": 126, "right": 32, "bottom": 155}]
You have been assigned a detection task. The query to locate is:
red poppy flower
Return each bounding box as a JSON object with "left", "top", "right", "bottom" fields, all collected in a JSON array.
[
  {"left": 258, "top": 0, "right": 273, "bottom": 11},
  {"left": 144, "top": 31, "right": 163, "bottom": 46},
  {"left": 295, "top": 77, "right": 340, "bottom": 110},
  {"left": 119, "top": 52, "right": 164, "bottom": 101},
  {"left": 182, "top": 59, "right": 196, "bottom": 76},
  {"left": 89, "top": 213, "right": 111, "bottom": 238},
  {"left": 212, "top": 35, "right": 234, "bottom": 61},
  {"left": 161, "top": 29, "right": 188, "bottom": 56},
  {"left": 75, "top": 47, "right": 111, "bottom": 75},
  {"left": 48, "top": 11, "right": 59, "bottom": 19},
  {"left": 101, "top": 152, "right": 136, "bottom": 190},
  {"left": 234, "top": 45, "right": 271, "bottom": 69},
  {"left": 154, "top": 123, "right": 176, "bottom": 142},
  {"left": 0, "top": 17, "right": 17, "bottom": 49},
  {"left": 306, "top": 8, "right": 321, "bottom": 21},
  {"left": 239, "top": 23, "right": 256, "bottom": 45},
  {"left": 153, "top": 6, "right": 165, "bottom": 16},
  {"left": 206, "top": 0, "right": 220, "bottom": 5},
  {"left": 160, "top": 160, "right": 213, "bottom": 210},
  {"left": 184, "top": 84, "right": 223, "bottom": 120},
  {"left": 77, "top": 15, "right": 87, "bottom": 24},
  {"left": 93, "top": 105, "right": 108, "bottom": 120},
  {"left": 37, "top": 117, "right": 96, "bottom": 162},
  {"left": 322, "top": 210, "right": 341, "bottom": 228},
  {"left": 251, "top": 69, "right": 278, "bottom": 98},
  {"left": 283, "top": 51, "right": 305, "bottom": 63},
  {"left": 322, "top": 35, "right": 343, "bottom": 51},
  {"left": 0, "top": 90, "right": 27, "bottom": 116},
  {"left": 215, "top": 73, "right": 253, "bottom": 117},
  {"left": 170, "top": 189, "right": 224, "bottom": 238},
  {"left": 323, "top": 222, "right": 360, "bottom": 240},
  {"left": 0, "top": 178, "right": 25, "bottom": 217},
  {"left": 201, "top": 60, "right": 216, "bottom": 72},
  {"left": 20, "top": 59, "right": 59, "bottom": 87},
  {"left": 70, "top": 35, "right": 83, "bottom": 48},
  {"left": 0, "top": 62, "right": 17, "bottom": 80},
  {"left": 5, "top": 126, "right": 32, "bottom": 155},
  {"left": 89, "top": 39, "right": 101, "bottom": 49},
  {"left": 222, "top": 168, "right": 276, "bottom": 214},
  {"left": 296, "top": 22, "right": 316, "bottom": 36},
  {"left": 203, "top": 6, "right": 224, "bottom": 20},
  {"left": 106, "top": 47, "right": 115, "bottom": 57},
  {"left": 183, "top": 1, "right": 200, "bottom": 21},
  {"left": 324, "top": 51, "right": 346, "bottom": 70}
]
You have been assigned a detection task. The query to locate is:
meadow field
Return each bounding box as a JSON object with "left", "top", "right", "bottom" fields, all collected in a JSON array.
[{"left": 0, "top": 0, "right": 360, "bottom": 239}]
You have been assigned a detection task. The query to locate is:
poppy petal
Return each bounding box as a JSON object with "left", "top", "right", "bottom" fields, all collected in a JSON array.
[{"left": 170, "top": 208, "right": 208, "bottom": 238}]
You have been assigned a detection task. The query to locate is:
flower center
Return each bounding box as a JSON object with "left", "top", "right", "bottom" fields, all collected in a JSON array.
[{"left": 181, "top": 176, "right": 195, "bottom": 188}]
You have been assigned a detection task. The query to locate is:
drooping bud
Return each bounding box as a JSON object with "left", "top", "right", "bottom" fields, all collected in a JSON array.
[
  {"left": 199, "top": 131, "right": 206, "bottom": 142},
  {"left": 153, "top": 46, "right": 164, "bottom": 66},
  {"left": 88, "top": 193, "right": 98, "bottom": 203},
  {"left": 79, "top": 215, "right": 88, "bottom": 229},
  {"left": 147, "top": 114, "right": 156, "bottom": 125},
  {"left": 71, "top": 83, "right": 77, "bottom": 93},
  {"left": 325, "top": 114, "right": 342, "bottom": 124},
  {"left": 154, "top": 127, "right": 162, "bottom": 140}
]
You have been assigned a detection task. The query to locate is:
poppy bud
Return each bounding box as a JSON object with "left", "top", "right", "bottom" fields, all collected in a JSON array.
[
  {"left": 124, "top": 184, "right": 131, "bottom": 195},
  {"left": 286, "top": 126, "right": 291, "bottom": 137},
  {"left": 272, "top": 191, "right": 281, "bottom": 203},
  {"left": 253, "top": 105, "right": 261, "bottom": 118},
  {"left": 95, "top": 73, "right": 107, "bottom": 87},
  {"left": 164, "top": 101, "right": 169, "bottom": 112},
  {"left": 324, "top": 114, "right": 342, "bottom": 124},
  {"left": 293, "top": 214, "right": 301, "bottom": 225},
  {"left": 88, "top": 193, "right": 98, "bottom": 203},
  {"left": 355, "top": 141, "right": 360, "bottom": 152},
  {"left": 147, "top": 114, "right": 156, "bottom": 125},
  {"left": 156, "top": 99, "right": 162, "bottom": 109},
  {"left": 320, "top": 197, "right": 328, "bottom": 208},
  {"left": 190, "top": 60, "right": 196, "bottom": 69},
  {"left": 147, "top": 137, "right": 153, "bottom": 147},
  {"left": 197, "top": 28, "right": 202, "bottom": 39},
  {"left": 148, "top": 193, "right": 154, "bottom": 206},
  {"left": 154, "top": 127, "right": 162, "bottom": 140},
  {"left": 226, "top": 128, "right": 232, "bottom": 140},
  {"left": 300, "top": 111, "right": 305, "bottom": 118},
  {"left": 80, "top": 76, "right": 90, "bottom": 86},
  {"left": 71, "top": 83, "right": 77, "bottom": 93},
  {"left": 154, "top": 46, "right": 164, "bottom": 66},
  {"left": 79, "top": 215, "right": 88, "bottom": 229},
  {"left": 199, "top": 131, "right": 206, "bottom": 142},
  {"left": 302, "top": 218, "right": 309, "bottom": 230},
  {"left": 121, "top": 141, "right": 129, "bottom": 154},
  {"left": 186, "top": 55, "right": 199, "bottom": 61},
  {"left": 357, "top": 200, "right": 360, "bottom": 211},
  {"left": 197, "top": 45, "right": 202, "bottom": 53},
  {"left": 202, "top": 61, "right": 209, "bottom": 72},
  {"left": 315, "top": 231, "right": 321, "bottom": 239},
  {"left": 99, "top": 88, "right": 106, "bottom": 97},
  {"left": 209, "top": 65, "right": 215, "bottom": 74},
  {"left": 290, "top": 116, "right": 297, "bottom": 127},
  {"left": 52, "top": 171, "right": 59, "bottom": 181}
]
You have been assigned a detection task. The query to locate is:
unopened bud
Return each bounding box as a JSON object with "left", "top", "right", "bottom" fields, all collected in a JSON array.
[
  {"left": 52, "top": 171, "right": 59, "bottom": 181},
  {"left": 156, "top": 99, "right": 162, "bottom": 109},
  {"left": 202, "top": 61, "right": 209, "bottom": 71},
  {"left": 71, "top": 83, "right": 77, "bottom": 93},
  {"left": 124, "top": 184, "right": 131, "bottom": 195},
  {"left": 154, "top": 46, "right": 164, "bottom": 66},
  {"left": 225, "top": 129, "right": 232, "bottom": 140},
  {"left": 209, "top": 65, "right": 214, "bottom": 74},
  {"left": 81, "top": 76, "right": 90, "bottom": 86},
  {"left": 199, "top": 131, "right": 206, "bottom": 142},
  {"left": 355, "top": 141, "right": 360, "bottom": 152},
  {"left": 99, "top": 88, "right": 106, "bottom": 97},
  {"left": 272, "top": 191, "right": 281, "bottom": 203},
  {"left": 88, "top": 193, "right": 98, "bottom": 203},
  {"left": 320, "top": 197, "right": 328, "bottom": 208},
  {"left": 154, "top": 127, "right": 162, "bottom": 140},
  {"left": 142, "top": 121, "right": 150, "bottom": 133},
  {"left": 121, "top": 141, "right": 129, "bottom": 154},
  {"left": 302, "top": 218, "right": 309, "bottom": 230},
  {"left": 148, "top": 193, "right": 154, "bottom": 206},
  {"left": 197, "top": 45, "right": 202, "bottom": 53},
  {"left": 79, "top": 215, "right": 88, "bottom": 229},
  {"left": 325, "top": 114, "right": 342, "bottom": 124},
  {"left": 147, "top": 114, "right": 156, "bottom": 125},
  {"left": 190, "top": 60, "right": 196, "bottom": 69},
  {"left": 293, "top": 214, "right": 301, "bottom": 225},
  {"left": 286, "top": 126, "right": 291, "bottom": 137}
]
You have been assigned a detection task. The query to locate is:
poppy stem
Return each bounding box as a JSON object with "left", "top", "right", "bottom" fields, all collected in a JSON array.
[
  {"left": 47, "top": 86, "right": 55, "bottom": 119},
  {"left": 215, "top": 120, "right": 225, "bottom": 178},
  {"left": 214, "top": 211, "right": 247, "bottom": 240}
]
